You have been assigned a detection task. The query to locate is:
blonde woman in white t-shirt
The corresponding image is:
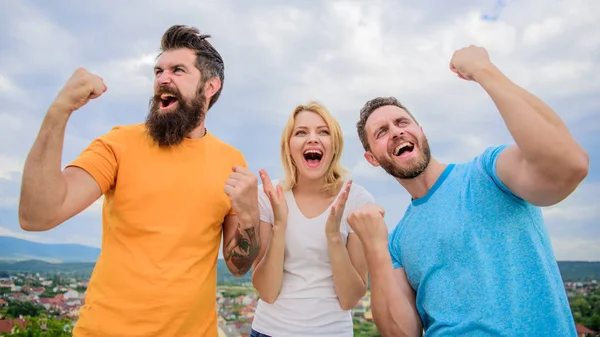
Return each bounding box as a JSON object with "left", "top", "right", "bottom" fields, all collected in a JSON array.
[{"left": 250, "top": 101, "right": 375, "bottom": 337}]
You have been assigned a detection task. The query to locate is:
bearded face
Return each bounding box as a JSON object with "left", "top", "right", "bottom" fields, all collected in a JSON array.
[
  {"left": 145, "top": 82, "right": 206, "bottom": 147},
  {"left": 375, "top": 133, "right": 432, "bottom": 180},
  {"left": 363, "top": 105, "right": 432, "bottom": 180}
]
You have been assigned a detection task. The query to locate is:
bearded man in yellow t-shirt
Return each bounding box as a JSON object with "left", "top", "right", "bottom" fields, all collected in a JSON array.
[{"left": 18, "top": 25, "right": 261, "bottom": 337}]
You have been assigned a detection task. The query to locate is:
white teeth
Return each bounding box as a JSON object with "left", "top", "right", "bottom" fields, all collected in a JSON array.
[
  {"left": 394, "top": 142, "right": 411, "bottom": 156},
  {"left": 160, "top": 94, "right": 175, "bottom": 100},
  {"left": 304, "top": 149, "right": 322, "bottom": 155}
]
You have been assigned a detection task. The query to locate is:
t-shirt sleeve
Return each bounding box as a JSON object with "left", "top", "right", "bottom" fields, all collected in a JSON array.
[
  {"left": 477, "top": 144, "right": 519, "bottom": 199},
  {"left": 345, "top": 184, "right": 376, "bottom": 233},
  {"left": 258, "top": 183, "right": 275, "bottom": 225},
  {"left": 65, "top": 127, "right": 121, "bottom": 194},
  {"left": 388, "top": 231, "right": 403, "bottom": 269}
]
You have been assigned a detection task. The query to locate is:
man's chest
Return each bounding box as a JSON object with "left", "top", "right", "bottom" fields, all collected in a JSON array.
[
  {"left": 105, "top": 150, "right": 235, "bottom": 240},
  {"left": 396, "top": 200, "right": 488, "bottom": 290}
]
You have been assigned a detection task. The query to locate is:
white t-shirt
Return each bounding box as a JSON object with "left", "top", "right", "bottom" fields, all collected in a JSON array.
[{"left": 251, "top": 179, "right": 375, "bottom": 337}]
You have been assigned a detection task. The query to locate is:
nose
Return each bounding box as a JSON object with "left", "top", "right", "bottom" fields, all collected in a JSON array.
[
  {"left": 306, "top": 131, "right": 319, "bottom": 144},
  {"left": 390, "top": 125, "right": 404, "bottom": 139},
  {"left": 156, "top": 72, "right": 173, "bottom": 87}
]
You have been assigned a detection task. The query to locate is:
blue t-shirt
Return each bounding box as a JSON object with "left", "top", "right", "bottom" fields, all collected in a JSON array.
[{"left": 388, "top": 145, "right": 576, "bottom": 336}]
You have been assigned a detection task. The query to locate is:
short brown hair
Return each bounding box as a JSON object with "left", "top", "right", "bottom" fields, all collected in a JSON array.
[
  {"left": 160, "top": 25, "right": 225, "bottom": 110},
  {"left": 356, "top": 97, "right": 417, "bottom": 151}
]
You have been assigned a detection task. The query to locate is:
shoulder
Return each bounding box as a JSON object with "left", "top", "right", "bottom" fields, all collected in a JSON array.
[
  {"left": 82, "top": 124, "right": 147, "bottom": 153},
  {"left": 205, "top": 132, "right": 245, "bottom": 162},
  {"left": 258, "top": 178, "right": 285, "bottom": 198},
  {"left": 98, "top": 123, "right": 146, "bottom": 140},
  {"left": 472, "top": 145, "right": 511, "bottom": 170},
  {"left": 349, "top": 181, "right": 370, "bottom": 194},
  {"left": 454, "top": 145, "right": 523, "bottom": 201},
  {"left": 447, "top": 145, "right": 511, "bottom": 180},
  {"left": 348, "top": 181, "right": 374, "bottom": 199},
  {"left": 346, "top": 181, "right": 375, "bottom": 209}
]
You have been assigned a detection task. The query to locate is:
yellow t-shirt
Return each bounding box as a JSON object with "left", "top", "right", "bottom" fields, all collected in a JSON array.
[{"left": 68, "top": 124, "right": 245, "bottom": 337}]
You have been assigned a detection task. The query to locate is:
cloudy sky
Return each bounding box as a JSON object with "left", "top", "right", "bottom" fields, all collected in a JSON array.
[{"left": 0, "top": 0, "right": 597, "bottom": 261}]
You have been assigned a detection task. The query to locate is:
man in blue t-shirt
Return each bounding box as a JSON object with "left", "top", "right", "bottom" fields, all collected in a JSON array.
[{"left": 346, "top": 45, "right": 589, "bottom": 336}]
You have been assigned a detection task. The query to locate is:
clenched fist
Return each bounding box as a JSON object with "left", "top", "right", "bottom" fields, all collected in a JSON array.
[
  {"left": 51, "top": 68, "right": 107, "bottom": 115},
  {"left": 347, "top": 204, "right": 388, "bottom": 251},
  {"left": 449, "top": 45, "right": 493, "bottom": 81},
  {"left": 225, "top": 166, "right": 259, "bottom": 229}
]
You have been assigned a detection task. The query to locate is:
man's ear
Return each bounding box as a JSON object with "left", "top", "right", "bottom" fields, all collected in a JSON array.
[
  {"left": 364, "top": 151, "right": 380, "bottom": 167},
  {"left": 203, "top": 77, "right": 221, "bottom": 100}
]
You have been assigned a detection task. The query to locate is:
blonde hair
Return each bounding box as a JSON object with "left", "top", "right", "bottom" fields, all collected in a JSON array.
[{"left": 280, "top": 101, "right": 347, "bottom": 194}]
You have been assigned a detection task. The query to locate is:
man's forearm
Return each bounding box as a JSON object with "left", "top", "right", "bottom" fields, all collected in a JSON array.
[
  {"left": 327, "top": 235, "right": 366, "bottom": 310},
  {"left": 19, "top": 108, "right": 70, "bottom": 229},
  {"left": 474, "top": 65, "right": 588, "bottom": 173},
  {"left": 224, "top": 221, "right": 261, "bottom": 276},
  {"left": 367, "top": 246, "right": 421, "bottom": 337}
]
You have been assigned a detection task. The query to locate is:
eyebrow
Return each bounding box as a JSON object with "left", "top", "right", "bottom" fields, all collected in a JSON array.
[
  {"left": 295, "top": 125, "right": 329, "bottom": 129},
  {"left": 153, "top": 64, "right": 189, "bottom": 72},
  {"left": 372, "top": 117, "right": 410, "bottom": 136}
]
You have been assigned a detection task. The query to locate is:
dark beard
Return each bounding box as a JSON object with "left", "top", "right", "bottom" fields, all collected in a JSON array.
[
  {"left": 378, "top": 136, "right": 432, "bottom": 179},
  {"left": 145, "top": 85, "right": 206, "bottom": 147}
]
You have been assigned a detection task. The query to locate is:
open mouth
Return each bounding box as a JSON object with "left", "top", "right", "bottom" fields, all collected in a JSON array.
[
  {"left": 303, "top": 149, "right": 323, "bottom": 168},
  {"left": 159, "top": 94, "right": 178, "bottom": 110},
  {"left": 393, "top": 142, "right": 415, "bottom": 157}
]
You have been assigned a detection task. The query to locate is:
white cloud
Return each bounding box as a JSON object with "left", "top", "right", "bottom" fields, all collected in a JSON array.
[
  {"left": 0, "top": 113, "right": 23, "bottom": 132},
  {"left": 551, "top": 237, "right": 600, "bottom": 261},
  {"left": 349, "top": 160, "right": 385, "bottom": 181},
  {"left": 522, "top": 17, "right": 564, "bottom": 46},
  {"left": 91, "top": 52, "right": 156, "bottom": 99},
  {"left": 0, "top": 226, "right": 101, "bottom": 249},
  {"left": 0, "top": 73, "right": 15, "bottom": 94},
  {"left": 0, "top": 226, "right": 52, "bottom": 244},
  {"left": 0, "top": 155, "right": 22, "bottom": 180},
  {"left": 0, "top": 5, "right": 77, "bottom": 77},
  {"left": 543, "top": 183, "right": 598, "bottom": 220}
]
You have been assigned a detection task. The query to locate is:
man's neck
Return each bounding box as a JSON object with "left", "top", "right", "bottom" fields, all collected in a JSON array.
[
  {"left": 187, "top": 122, "right": 207, "bottom": 139},
  {"left": 187, "top": 104, "right": 210, "bottom": 139},
  {"left": 397, "top": 158, "right": 447, "bottom": 200}
]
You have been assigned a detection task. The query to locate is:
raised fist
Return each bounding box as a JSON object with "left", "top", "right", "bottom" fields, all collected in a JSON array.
[
  {"left": 225, "top": 166, "right": 259, "bottom": 229},
  {"left": 51, "top": 68, "right": 107, "bottom": 114},
  {"left": 347, "top": 204, "right": 388, "bottom": 250},
  {"left": 449, "top": 45, "right": 493, "bottom": 81}
]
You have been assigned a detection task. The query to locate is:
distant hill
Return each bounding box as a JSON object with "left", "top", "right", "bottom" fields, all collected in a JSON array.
[
  {"left": 0, "top": 259, "right": 95, "bottom": 275},
  {"left": 557, "top": 261, "right": 600, "bottom": 282},
  {"left": 0, "top": 259, "right": 251, "bottom": 284},
  {"left": 1, "top": 259, "right": 598, "bottom": 284},
  {"left": 0, "top": 236, "right": 598, "bottom": 283},
  {"left": 0, "top": 236, "right": 100, "bottom": 263}
]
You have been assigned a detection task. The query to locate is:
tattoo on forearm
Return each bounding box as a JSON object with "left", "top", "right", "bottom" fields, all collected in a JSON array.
[{"left": 224, "top": 226, "right": 261, "bottom": 275}]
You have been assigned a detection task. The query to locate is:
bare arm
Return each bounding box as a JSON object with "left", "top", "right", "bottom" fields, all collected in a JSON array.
[
  {"left": 480, "top": 68, "right": 588, "bottom": 205},
  {"left": 19, "top": 107, "right": 102, "bottom": 231},
  {"left": 347, "top": 204, "right": 422, "bottom": 337},
  {"left": 368, "top": 246, "right": 422, "bottom": 337},
  {"left": 328, "top": 233, "right": 368, "bottom": 310},
  {"left": 453, "top": 48, "right": 589, "bottom": 206},
  {"left": 222, "top": 214, "right": 261, "bottom": 277},
  {"left": 251, "top": 221, "right": 286, "bottom": 303}
]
